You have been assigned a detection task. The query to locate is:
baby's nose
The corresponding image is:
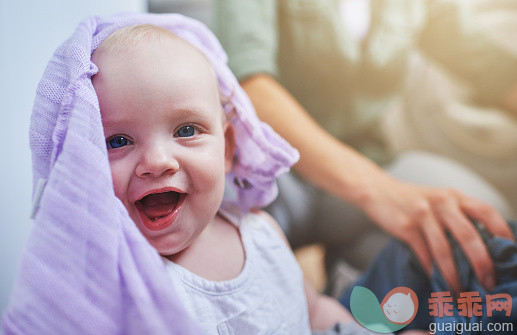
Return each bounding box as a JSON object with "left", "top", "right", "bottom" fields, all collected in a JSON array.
[{"left": 135, "top": 145, "right": 179, "bottom": 178}]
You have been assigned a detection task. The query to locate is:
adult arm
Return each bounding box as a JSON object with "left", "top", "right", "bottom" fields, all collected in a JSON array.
[{"left": 242, "top": 74, "right": 514, "bottom": 293}]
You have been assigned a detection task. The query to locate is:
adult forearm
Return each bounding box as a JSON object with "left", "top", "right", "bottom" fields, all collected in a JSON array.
[{"left": 240, "top": 74, "right": 383, "bottom": 206}]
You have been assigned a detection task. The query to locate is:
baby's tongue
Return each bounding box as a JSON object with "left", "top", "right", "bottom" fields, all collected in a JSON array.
[{"left": 140, "top": 192, "right": 179, "bottom": 220}]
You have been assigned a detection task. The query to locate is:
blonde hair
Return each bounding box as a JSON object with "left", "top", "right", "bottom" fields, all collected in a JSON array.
[
  {"left": 92, "top": 24, "right": 228, "bottom": 120},
  {"left": 94, "top": 24, "right": 180, "bottom": 56}
]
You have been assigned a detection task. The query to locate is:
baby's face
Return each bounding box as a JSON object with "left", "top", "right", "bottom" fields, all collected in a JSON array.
[{"left": 92, "top": 36, "right": 234, "bottom": 256}]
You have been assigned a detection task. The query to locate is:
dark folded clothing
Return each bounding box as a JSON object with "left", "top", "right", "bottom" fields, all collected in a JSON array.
[{"left": 340, "top": 221, "right": 517, "bottom": 334}]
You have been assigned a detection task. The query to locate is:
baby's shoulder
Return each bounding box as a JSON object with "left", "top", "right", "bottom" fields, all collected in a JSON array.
[{"left": 243, "top": 210, "right": 290, "bottom": 247}]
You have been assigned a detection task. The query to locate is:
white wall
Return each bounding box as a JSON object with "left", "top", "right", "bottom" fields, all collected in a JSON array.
[{"left": 0, "top": 0, "right": 147, "bottom": 317}]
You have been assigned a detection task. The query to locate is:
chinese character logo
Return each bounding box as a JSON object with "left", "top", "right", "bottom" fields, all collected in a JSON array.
[
  {"left": 428, "top": 291, "right": 454, "bottom": 318},
  {"left": 487, "top": 293, "right": 512, "bottom": 317},
  {"left": 428, "top": 291, "right": 512, "bottom": 318},
  {"left": 350, "top": 286, "right": 419, "bottom": 333}
]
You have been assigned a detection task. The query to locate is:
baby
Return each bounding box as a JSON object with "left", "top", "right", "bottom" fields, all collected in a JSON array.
[{"left": 91, "top": 24, "right": 354, "bottom": 334}]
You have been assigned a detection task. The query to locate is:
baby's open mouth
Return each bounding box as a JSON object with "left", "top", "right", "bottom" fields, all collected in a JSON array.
[
  {"left": 138, "top": 191, "right": 179, "bottom": 221},
  {"left": 135, "top": 191, "right": 186, "bottom": 228}
]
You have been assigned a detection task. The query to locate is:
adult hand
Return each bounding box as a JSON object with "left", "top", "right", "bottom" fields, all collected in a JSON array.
[{"left": 360, "top": 173, "right": 514, "bottom": 293}]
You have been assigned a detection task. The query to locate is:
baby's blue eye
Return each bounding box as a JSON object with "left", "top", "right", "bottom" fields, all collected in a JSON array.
[
  {"left": 176, "top": 126, "right": 196, "bottom": 137},
  {"left": 107, "top": 136, "right": 131, "bottom": 149}
]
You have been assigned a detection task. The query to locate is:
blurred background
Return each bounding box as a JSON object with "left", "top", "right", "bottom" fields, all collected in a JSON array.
[{"left": 1, "top": 0, "right": 516, "bottom": 316}]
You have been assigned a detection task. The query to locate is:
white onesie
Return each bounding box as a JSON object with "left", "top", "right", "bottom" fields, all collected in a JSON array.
[{"left": 163, "top": 210, "right": 311, "bottom": 335}]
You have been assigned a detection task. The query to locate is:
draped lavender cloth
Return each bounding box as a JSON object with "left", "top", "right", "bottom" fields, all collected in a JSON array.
[{"left": 2, "top": 13, "right": 299, "bottom": 334}]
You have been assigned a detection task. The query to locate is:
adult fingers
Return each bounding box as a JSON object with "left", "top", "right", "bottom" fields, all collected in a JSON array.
[
  {"left": 420, "top": 211, "right": 461, "bottom": 294},
  {"left": 459, "top": 194, "right": 514, "bottom": 241},
  {"left": 403, "top": 229, "right": 432, "bottom": 277},
  {"left": 436, "top": 198, "right": 495, "bottom": 291}
]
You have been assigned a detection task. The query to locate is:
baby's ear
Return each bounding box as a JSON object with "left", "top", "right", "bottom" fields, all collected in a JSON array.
[{"left": 223, "top": 121, "right": 236, "bottom": 174}]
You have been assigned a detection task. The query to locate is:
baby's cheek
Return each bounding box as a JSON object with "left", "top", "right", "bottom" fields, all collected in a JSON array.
[
  {"left": 195, "top": 147, "right": 226, "bottom": 181},
  {"left": 108, "top": 160, "right": 129, "bottom": 201}
]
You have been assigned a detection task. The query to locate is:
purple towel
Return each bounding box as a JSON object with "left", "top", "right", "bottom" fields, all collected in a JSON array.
[{"left": 2, "top": 13, "right": 298, "bottom": 334}]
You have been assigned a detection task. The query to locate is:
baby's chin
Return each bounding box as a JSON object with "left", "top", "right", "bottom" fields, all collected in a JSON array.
[
  {"left": 150, "top": 240, "right": 184, "bottom": 259},
  {"left": 147, "top": 232, "right": 191, "bottom": 257}
]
